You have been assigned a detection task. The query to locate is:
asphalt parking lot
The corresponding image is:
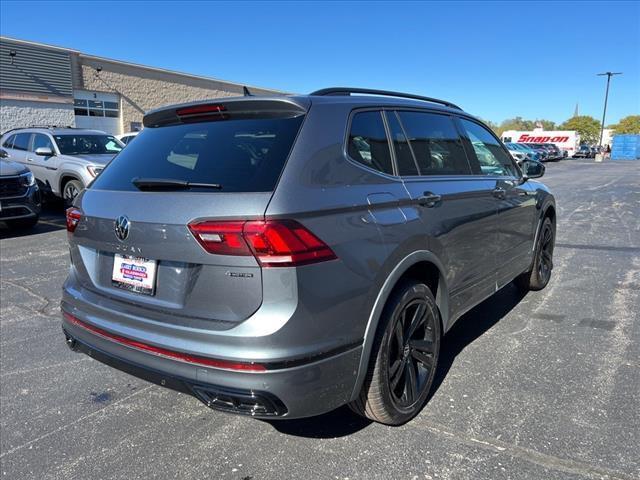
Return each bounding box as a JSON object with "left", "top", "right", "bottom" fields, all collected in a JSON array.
[{"left": 1, "top": 159, "right": 638, "bottom": 480}]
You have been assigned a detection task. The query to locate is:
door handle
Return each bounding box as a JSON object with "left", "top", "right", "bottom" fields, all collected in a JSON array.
[
  {"left": 27, "top": 157, "right": 34, "bottom": 162},
  {"left": 492, "top": 187, "right": 506, "bottom": 199},
  {"left": 417, "top": 192, "right": 442, "bottom": 208}
]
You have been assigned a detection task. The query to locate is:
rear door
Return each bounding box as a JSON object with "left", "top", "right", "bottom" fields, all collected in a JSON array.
[
  {"left": 69, "top": 100, "right": 306, "bottom": 328},
  {"left": 386, "top": 110, "right": 499, "bottom": 317},
  {"left": 457, "top": 117, "right": 537, "bottom": 287},
  {"left": 6, "top": 133, "right": 31, "bottom": 166}
]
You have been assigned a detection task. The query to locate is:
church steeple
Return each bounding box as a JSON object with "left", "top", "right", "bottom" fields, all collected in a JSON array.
[{"left": 573, "top": 103, "right": 579, "bottom": 117}]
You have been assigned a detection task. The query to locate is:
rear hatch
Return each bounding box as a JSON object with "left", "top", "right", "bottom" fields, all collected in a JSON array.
[{"left": 67, "top": 97, "right": 308, "bottom": 329}]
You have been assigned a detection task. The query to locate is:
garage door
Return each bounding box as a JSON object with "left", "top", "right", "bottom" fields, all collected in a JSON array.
[{"left": 73, "top": 90, "right": 121, "bottom": 135}]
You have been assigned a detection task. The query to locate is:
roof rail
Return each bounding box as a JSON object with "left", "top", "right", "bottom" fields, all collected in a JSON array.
[
  {"left": 310, "top": 87, "right": 462, "bottom": 110},
  {"left": 29, "top": 125, "right": 78, "bottom": 129}
]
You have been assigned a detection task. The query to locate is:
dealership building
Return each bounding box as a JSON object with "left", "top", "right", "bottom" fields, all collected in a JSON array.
[{"left": 0, "top": 36, "right": 280, "bottom": 135}]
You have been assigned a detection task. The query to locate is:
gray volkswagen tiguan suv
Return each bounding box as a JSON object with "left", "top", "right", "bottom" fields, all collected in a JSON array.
[{"left": 62, "top": 88, "right": 555, "bottom": 425}]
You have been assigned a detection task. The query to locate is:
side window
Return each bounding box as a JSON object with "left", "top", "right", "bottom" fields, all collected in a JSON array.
[
  {"left": 12, "top": 133, "right": 31, "bottom": 151},
  {"left": 386, "top": 112, "right": 418, "bottom": 176},
  {"left": 348, "top": 111, "right": 394, "bottom": 176},
  {"left": 397, "top": 111, "right": 471, "bottom": 175},
  {"left": 32, "top": 134, "right": 54, "bottom": 151},
  {"left": 3, "top": 134, "right": 16, "bottom": 148},
  {"left": 459, "top": 118, "right": 518, "bottom": 176}
]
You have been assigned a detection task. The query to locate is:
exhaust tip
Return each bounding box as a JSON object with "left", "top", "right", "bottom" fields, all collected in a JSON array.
[{"left": 64, "top": 332, "right": 78, "bottom": 351}]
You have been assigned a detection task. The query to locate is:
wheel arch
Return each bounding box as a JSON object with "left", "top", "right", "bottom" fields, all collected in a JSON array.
[
  {"left": 58, "top": 173, "right": 82, "bottom": 196},
  {"left": 349, "top": 250, "right": 449, "bottom": 402}
]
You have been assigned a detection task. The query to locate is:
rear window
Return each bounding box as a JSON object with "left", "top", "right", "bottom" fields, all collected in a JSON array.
[{"left": 91, "top": 116, "right": 304, "bottom": 193}]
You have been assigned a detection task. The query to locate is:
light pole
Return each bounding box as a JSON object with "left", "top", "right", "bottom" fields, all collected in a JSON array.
[{"left": 597, "top": 72, "right": 622, "bottom": 147}]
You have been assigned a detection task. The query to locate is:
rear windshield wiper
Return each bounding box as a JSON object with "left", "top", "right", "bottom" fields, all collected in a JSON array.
[{"left": 132, "top": 178, "right": 222, "bottom": 191}]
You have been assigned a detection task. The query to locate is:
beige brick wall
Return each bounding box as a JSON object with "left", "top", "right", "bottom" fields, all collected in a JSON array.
[{"left": 79, "top": 58, "right": 279, "bottom": 133}]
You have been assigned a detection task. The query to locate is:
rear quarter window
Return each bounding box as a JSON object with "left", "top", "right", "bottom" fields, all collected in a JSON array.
[
  {"left": 2, "top": 134, "right": 16, "bottom": 148},
  {"left": 91, "top": 116, "right": 304, "bottom": 193},
  {"left": 347, "top": 111, "right": 394, "bottom": 176}
]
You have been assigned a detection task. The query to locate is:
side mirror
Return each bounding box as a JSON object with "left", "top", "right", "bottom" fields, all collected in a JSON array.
[
  {"left": 0, "top": 148, "right": 8, "bottom": 159},
  {"left": 522, "top": 159, "right": 545, "bottom": 179},
  {"left": 35, "top": 146, "right": 54, "bottom": 157}
]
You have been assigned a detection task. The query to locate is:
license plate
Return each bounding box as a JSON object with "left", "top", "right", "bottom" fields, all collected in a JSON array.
[{"left": 111, "top": 254, "right": 157, "bottom": 296}]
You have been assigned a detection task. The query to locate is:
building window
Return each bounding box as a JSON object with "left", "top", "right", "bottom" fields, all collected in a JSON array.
[
  {"left": 74, "top": 97, "right": 119, "bottom": 118},
  {"left": 74, "top": 99, "right": 88, "bottom": 116}
]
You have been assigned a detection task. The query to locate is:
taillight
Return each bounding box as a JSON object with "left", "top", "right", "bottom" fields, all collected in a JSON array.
[
  {"left": 188, "top": 221, "right": 251, "bottom": 256},
  {"left": 176, "top": 104, "right": 228, "bottom": 122},
  {"left": 66, "top": 207, "right": 82, "bottom": 233},
  {"left": 188, "top": 220, "right": 337, "bottom": 267}
]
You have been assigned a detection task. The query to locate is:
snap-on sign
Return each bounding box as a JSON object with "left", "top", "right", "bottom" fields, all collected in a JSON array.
[{"left": 518, "top": 134, "right": 570, "bottom": 143}]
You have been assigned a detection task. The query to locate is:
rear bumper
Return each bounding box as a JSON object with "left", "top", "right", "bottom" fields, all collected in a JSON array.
[{"left": 61, "top": 308, "right": 362, "bottom": 419}]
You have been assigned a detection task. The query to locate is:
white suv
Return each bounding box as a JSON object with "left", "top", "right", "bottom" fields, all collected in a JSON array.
[{"left": 0, "top": 127, "right": 123, "bottom": 204}]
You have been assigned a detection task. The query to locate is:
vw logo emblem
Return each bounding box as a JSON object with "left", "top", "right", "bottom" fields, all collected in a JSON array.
[{"left": 114, "top": 215, "right": 130, "bottom": 241}]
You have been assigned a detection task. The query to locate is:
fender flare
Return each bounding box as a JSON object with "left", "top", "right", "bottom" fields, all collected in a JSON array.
[
  {"left": 57, "top": 170, "right": 83, "bottom": 196},
  {"left": 349, "top": 250, "right": 449, "bottom": 402}
]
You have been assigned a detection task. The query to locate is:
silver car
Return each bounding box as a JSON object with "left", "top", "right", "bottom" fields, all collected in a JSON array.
[
  {"left": 0, "top": 127, "right": 123, "bottom": 204},
  {"left": 61, "top": 88, "right": 555, "bottom": 425}
]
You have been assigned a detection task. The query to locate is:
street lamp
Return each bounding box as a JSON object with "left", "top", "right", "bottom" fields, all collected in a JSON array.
[{"left": 596, "top": 72, "right": 622, "bottom": 147}]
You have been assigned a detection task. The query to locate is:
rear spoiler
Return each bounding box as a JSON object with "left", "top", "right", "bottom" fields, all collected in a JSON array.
[{"left": 144, "top": 97, "right": 309, "bottom": 128}]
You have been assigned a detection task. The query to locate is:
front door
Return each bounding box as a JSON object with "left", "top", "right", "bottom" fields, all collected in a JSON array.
[{"left": 457, "top": 118, "right": 537, "bottom": 288}]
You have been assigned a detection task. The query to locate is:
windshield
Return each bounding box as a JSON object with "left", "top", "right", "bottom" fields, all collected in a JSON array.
[
  {"left": 54, "top": 135, "right": 122, "bottom": 155},
  {"left": 91, "top": 115, "right": 305, "bottom": 193}
]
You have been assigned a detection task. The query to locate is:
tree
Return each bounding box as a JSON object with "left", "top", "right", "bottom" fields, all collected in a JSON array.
[
  {"left": 497, "top": 117, "right": 535, "bottom": 135},
  {"left": 560, "top": 115, "right": 601, "bottom": 145},
  {"left": 537, "top": 119, "right": 556, "bottom": 130},
  {"left": 610, "top": 115, "right": 640, "bottom": 134},
  {"left": 480, "top": 118, "right": 500, "bottom": 136}
]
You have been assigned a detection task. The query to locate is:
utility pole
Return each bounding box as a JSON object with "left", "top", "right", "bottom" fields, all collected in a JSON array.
[{"left": 596, "top": 72, "right": 622, "bottom": 147}]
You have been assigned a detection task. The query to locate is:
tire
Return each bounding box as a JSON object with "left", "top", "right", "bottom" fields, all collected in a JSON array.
[
  {"left": 6, "top": 215, "right": 39, "bottom": 229},
  {"left": 350, "top": 280, "right": 441, "bottom": 425},
  {"left": 62, "top": 179, "right": 83, "bottom": 207},
  {"left": 515, "top": 217, "right": 555, "bottom": 291}
]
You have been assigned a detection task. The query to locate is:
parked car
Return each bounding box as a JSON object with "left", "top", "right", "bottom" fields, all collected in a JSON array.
[
  {"left": 543, "top": 143, "right": 563, "bottom": 161},
  {"left": 525, "top": 143, "right": 550, "bottom": 161},
  {"left": 61, "top": 88, "right": 556, "bottom": 425},
  {"left": 0, "top": 154, "right": 41, "bottom": 228},
  {"left": 0, "top": 127, "right": 123, "bottom": 205},
  {"left": 510, "top": 143, "right": 542, "bottom": 162},
  {"left": 530, "top": 143, "right": 561, "bottom": 161},
  {"left": 573, "top": 145, "right": 594, "bottom": 158},
  {"left": 505, "top": 142, "right": 539, "bottom": 163},
  {"left": 504, "top": 143, "right": 527, "bottom": 165},
  {"left": 116, "top": 131, "right": 139, "bottom": 146}
]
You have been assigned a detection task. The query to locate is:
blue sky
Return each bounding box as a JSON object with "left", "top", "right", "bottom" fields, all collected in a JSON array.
[{"left": 1, "top": 1, "right": 638, "bottom": 125}]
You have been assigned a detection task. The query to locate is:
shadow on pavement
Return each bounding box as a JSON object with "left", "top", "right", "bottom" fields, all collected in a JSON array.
[
  {"left": 269, "top": 281, "right": 527, "bottom": 438},
  {"left": 266, "top": 405, "right": 372, "bottom": 438},
  {"left": 428, "top": 282, "right": 527, "bottom": 401},
  {"left": 0, "top": 199, "right": 66, "bottom": 239}
]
